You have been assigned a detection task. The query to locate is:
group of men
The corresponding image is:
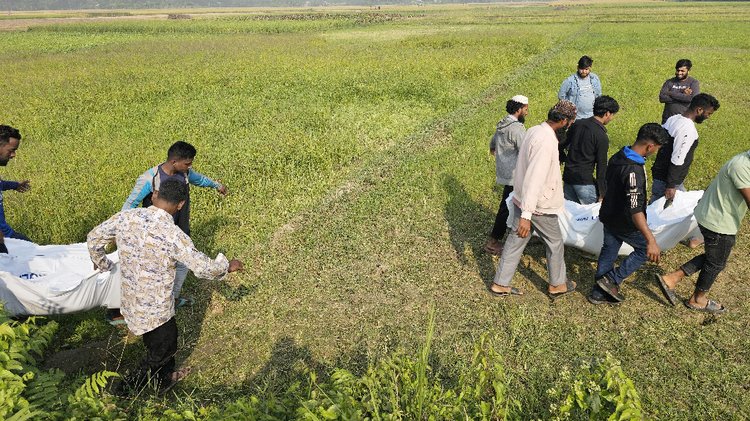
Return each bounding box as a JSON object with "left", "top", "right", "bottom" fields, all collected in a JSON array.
[
  {"left": 0, "top": 128, "right": 243, "bottom": 393},
  {"left": 486, "top": 57, "right": 749, "bottom": 313}
]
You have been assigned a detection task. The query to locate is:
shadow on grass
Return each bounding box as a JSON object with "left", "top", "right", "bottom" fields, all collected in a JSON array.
[{"left": 442, "top": 175, "right": 496, "bottom": 287}]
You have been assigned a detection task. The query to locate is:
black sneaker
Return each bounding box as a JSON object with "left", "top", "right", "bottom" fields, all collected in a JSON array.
[
  {"left": 587, "top": 286, "right": 622, "bottom": 306},
  {"left": 596, "top": 275, "right": 624, "bottom": 302}
]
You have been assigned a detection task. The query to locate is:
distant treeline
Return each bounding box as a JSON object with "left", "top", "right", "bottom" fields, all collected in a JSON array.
[{"left": 2, "top": 0, "right": 535, "bottom": 11}]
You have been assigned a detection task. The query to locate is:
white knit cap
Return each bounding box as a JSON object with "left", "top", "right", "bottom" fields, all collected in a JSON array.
[{"left": 511, "top": 95, "right": 529, "bottom": 105}]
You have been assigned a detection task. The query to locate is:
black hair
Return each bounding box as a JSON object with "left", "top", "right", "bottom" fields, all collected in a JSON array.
[
  {"left": 167, "top": 141, "right": 197, "bottom": 160},
  {"left": 593, "top": 95, "right": 619, "bottom": 117},
  {"left": 506, "top": 100, "right": 526, "bottom": 115},
  {"left": 675, "top": 59, "right": 692, "bottom": 70},
  {"left": 0, "top": 125, "right": 21, "bottom": 145},
  {"left": 158, "top": 179, "right": 189, "bottom": 205},
  {"left": 689, "top": 93, "right": 720, "bottom": 111},
  {"left": 636, "top": 123, "right": 670, "bottom": 146},
  {"left": 577, "top": 55, "right": 593, "bottom": 69}
]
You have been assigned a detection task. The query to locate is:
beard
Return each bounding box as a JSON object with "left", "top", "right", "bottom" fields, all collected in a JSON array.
[
  {"left": 518, "top": 115, "right": 526, "bottom": 124},
  {"left": 695, "top": 114, "right": 707, "bottom": 124},
  {"left": 0, "top": 158, "right": 8, "bottom": 166}
]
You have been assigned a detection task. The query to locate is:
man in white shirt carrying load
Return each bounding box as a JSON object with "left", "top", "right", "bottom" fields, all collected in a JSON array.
[
  {"left": 489, "top": 100, "right": 578, "bottom": 299},
  {"left": 650, "top": 93, "right": 720, "bottom": 204},
  {"left": 87, "top": 179, "right": 244, "bottom": 394}
]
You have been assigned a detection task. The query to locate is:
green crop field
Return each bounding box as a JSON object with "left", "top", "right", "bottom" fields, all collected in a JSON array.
[{"left": 1, "top": 1, "right": 750, "bottom": 419}]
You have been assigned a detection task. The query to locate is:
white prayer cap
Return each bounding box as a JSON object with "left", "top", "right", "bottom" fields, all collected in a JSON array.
[{"left": 511, "top": 95, "right": 529, "bottom": 105}]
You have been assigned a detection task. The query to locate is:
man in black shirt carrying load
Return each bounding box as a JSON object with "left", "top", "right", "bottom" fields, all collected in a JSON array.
[
  {"left": 561, "top": 95, "right": 620, "bottom": 204},
  {"left": 589, "top": 123, "right": 671, "bottom": 305}
]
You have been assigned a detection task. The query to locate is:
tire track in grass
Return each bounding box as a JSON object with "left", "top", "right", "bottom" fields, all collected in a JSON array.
[{"left": 268, "top": 23, "right": 590, "bottom": 248}]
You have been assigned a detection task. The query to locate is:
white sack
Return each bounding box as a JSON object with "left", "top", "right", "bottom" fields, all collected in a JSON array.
[
  {"left": 0, "top": 238, "right": 120, "bottom": 316},
  {"left": 507, "top": 190, "right": 703, "bottom": 256}
]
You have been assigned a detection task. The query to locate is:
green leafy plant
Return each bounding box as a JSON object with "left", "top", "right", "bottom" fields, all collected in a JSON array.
[{"left": 548, "top": 354, "right": 644, "bottom": 421}]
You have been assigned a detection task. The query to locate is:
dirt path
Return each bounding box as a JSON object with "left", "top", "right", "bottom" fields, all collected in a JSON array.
[{"left": 0, "top": 14, "right": 170, "bottom": 31}]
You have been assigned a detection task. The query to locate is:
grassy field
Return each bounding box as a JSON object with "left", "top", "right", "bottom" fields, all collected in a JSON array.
[{"left": 1, "top": 2, "right": 750, "bottom": 418}]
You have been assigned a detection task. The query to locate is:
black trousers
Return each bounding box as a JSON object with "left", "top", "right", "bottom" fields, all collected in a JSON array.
[
  {"left": 490, "top": 185, "right": 514, "bottom": 240},
  {"left": 681, "top": 225, "right": 736, "bottom": 292},
  {"left": 128, "top": 318, "right": 178, "bottom": 390}
]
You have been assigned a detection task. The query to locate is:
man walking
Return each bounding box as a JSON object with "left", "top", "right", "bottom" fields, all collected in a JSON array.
[
  {"left": 659, "top": 59, "right": 700, "bottom": 124},
  {"left": 0, "top": 125, "right": 31, "bottom": 254},
  {"left": 558, "top": 55, "right": 602, "bottom": 120},
  {"left": 589, "top": 123, "right": 671, "bottom": 305},
  {"left": 485, "top": 95, "right": 529, "bottom": 256},
  {"left": 123, "top": 141, "right": 228, "bottom": 309},
  {"left": 489, "top": 100, "right": 578, "bottom": 298},
  {"left": 656, "top": 150, "right": 750, "bottom": 314},
  {"left": 651, "top": 93, "right": 720, "bottom": 204},
  {"left": 561, "top": 95, "right": 620, "bottom": 204},
  {"left": 88, "top": 179, "right": 244, "bottom": 393}
]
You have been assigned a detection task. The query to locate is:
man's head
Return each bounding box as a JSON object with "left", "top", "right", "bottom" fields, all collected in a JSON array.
[
  {"left": 675, "top": 59, "right": 692, "bottom": 80},
  {"left": 593, "top": 95, "right": 619, "bottom": 124},
  {"left": 166, "top": 141, "right": 197, "bottom": 173},
  {"left": 577, "top": 55, "right": 593, "bottom": 78},
  {"left": 153, "top": 178, "right": 188, "bottom": 214},
  {"left": 0, "top": 125, "right": 22, "bottom": 167},
  {"left": 688, "top": 93, "right": 720, "bottom": 124},
  {"left": 547, "top": 100, "right": 577, "bottom": 131},
  {"left": 506, "top": 95, "right": 529, "bottom": 123},
  {"left": 634, "top": 123, "right": 670, "bottom": 157}
]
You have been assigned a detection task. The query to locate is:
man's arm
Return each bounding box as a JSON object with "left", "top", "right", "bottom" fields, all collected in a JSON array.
[
  {"left": 122, "top": 170, "right": 154, "bottom": 210},
  {"left": 632, "top": 212, "right": 660, "bottom": 263},
  {"left": 595, "top": 133, "right": 609, "bottom": 200},
  {"left": 1, "top": 180, "right": 19, "bottom": 191},
  {"left": 187, "top": 169, "right": 227, "bottom": 195},
  {"left": 627, "top": 169, "right": 659, "bottom": 262},
  {"left": 171, "top": 230, "right": 241, "bottom": 280},
  {"left": 558, "top": 77, "right": 571, "bottom": 101},
  {"left": 741, "top": 188, "right": 750, "bottom": 208},
  {"left": 593, "top": 74, "right": 602, "bottom": 97},
  {"left": 517, "top": 139, "right": 554, "bottom": 238},
  {"left": 664, "top": 128, "right": 699, "bottom": 199},
  {"left": 0, "top": 194, "right": 16, "bottom": 238},
  {"left": 658, "top": 80, "right": 673, "bottom": 104},
  {"left": 86, "top": 214, "right": 120, "bottom": 271}
]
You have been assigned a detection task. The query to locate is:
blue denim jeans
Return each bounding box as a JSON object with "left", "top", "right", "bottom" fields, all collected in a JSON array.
[
  {"left": 563, "top": 183, "right": 598, "bottom": 205},
  {"left": 595, "top": 226, "right": 648, "bottom": 285},
  {"left": 680, "top": 225, "right": 735, "bottom": 292},
  {"left": 649, "top": 179, "right": 686, "bottom": 204}
]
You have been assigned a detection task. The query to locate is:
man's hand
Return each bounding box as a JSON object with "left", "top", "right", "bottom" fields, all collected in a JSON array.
[
  {"left": 0, "top": 230, "right": 4, "bottom": 243},
  {"left": 489, "top": 148, "right": 496, "bottom": 156},
  {"left": 598, "top": 196, "right": 604, "bottom": 203},
  {"left": 228, "top": 259, "right": 244, "bottom": 273},
  {"left": 646, "top": 241, "right": 661, "bottom": 263},
  {"left": 16, "top": 180, "right": 31, "bottom": 193},
  {"left": 684, "top": 87, "right": 693, "bottom": 95},
  {"left": 216, "top": 183, "right": 228, "bottom": 196},
  {"left": 517, "top": 218, "right": 531, "bottom": 238},
  {"left": 664, "top": 187, "right": 677, "bottom": 201}
]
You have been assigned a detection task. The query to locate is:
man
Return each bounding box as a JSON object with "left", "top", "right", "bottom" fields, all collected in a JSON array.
[
  {"left": 0, "top": 125, "right": 31, "bottom": 255},
  {"left": 651, "top": 93, "right": 720, "bottom": 204},
  {"left": 589, "top": 123, "right": 671, "bottom": 305},
  {"left": 656, "top": 150, "right": 750, "bottom": 314},
  {"left": 561, "top": 95, "right": 620, "bottom": 204},
  {"left": 123, "top": 141, "right": 228, "bottom": 309},
  {"left": 659, "top": 59, "right": 700, "bottom": 124},
  {"left": 485, "top": 95, "right": 529, "bottom": 256},
  {"left": 88, "top": 179, "right": 244, "bottom": 393},
  {"left": 558, "top": 55, "right": 602, "bottom": 120},
  {"left": 489, "top": 100, "right": 578, "bottom": 298}
]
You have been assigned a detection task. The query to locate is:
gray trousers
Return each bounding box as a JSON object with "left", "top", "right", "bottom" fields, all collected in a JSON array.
[{"left": 493, "top": 204, "right": 567, "bottom": 287}]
